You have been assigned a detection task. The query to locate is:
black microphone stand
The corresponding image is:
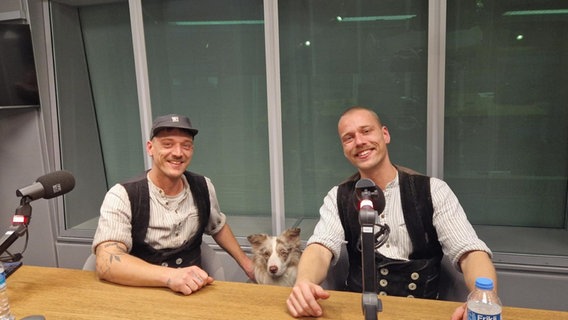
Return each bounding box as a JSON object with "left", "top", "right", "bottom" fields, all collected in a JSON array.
[
  {"left": 358, "top": 188, "right": 382, "bottom": 320},
  {"left": 0, "top": 197, "right": 32, "bottom": 258}
]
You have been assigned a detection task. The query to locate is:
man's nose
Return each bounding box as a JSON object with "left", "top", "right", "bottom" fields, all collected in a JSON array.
[
  {"left": 353, "top": 133, "right": 365, "bottom": 145},
  {"left": 171, "top": 144, "right": 183, "bottom": 155}
]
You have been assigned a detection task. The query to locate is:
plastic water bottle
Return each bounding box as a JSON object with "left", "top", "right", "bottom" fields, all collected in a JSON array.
[
  {"left": 467, "top": 277, "right": 502, "bottom": 320},
  {"left": 0, "top": 264, "right": 15, "bottom": 320}
]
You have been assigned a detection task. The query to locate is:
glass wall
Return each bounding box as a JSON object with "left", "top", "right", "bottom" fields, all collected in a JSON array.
[
  {"left": 445, "top": 1, "right": 568, "bottom": 255},
  {"left": 278, "top": 1, "right": 429, "bottom": 227},
  {"left": 141, "top": 0, "right": 272, "bottom": 234},
  {"left": 52, "top": 1, "right": 139, "bottom": 233},
  {"left": 51, "top": 0, "right": 567, "bottom": 259}
]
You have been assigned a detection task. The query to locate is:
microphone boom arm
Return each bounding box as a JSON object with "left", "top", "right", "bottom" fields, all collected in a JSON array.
[
  {"left": 0, "top": 224, "right": 28, "bottom": 258},
  {"left": 0, "top": 197, "right": 32, "bottom": 258}
]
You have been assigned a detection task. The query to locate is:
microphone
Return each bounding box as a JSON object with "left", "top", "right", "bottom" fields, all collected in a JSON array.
[
  {"left": 15, "top": 170, "right": 75, "bottom": 201},
  {"left": 355, "top": 178, "right": 385, "bottom": 213},
  {"left": 1, "top": 171, "right": 74, "bottom": 258}
]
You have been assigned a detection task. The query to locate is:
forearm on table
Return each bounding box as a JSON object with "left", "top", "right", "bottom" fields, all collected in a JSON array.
[
  {"left": 295, "top": 243, "right": 333, "bottom": 285},
  {"left": 95, "top": 241, "right": 171, "bottom": 287}
]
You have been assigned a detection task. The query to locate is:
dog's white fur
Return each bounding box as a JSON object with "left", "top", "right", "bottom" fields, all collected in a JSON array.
[{"left": 247, "top": 227, "right": 302, "bottom": 287}]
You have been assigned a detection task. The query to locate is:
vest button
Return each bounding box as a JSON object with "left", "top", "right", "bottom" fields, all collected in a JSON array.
[
  {"left": 410, "top": 272, "right": 420, "bottom": 280},
  {"left": 379, "top": 291, "right": 387, "bottom": 296},
  {"left": 380, "top": 268, "right": 389, "bottom": 276},
  {"left": 379, "top": 279, "right": 388, "bottom": 287},
  {"left": 407, "top": 295, "right": 415, "bottom": 298},
  {"left": 161, "top": 262, "right": 169, "bottom": 267},
  {"left": 408, "top": 283, "right": 417, "bottom": 291},
  {"left": 176, "top": 258, "right": 183, "bottom": 265}
]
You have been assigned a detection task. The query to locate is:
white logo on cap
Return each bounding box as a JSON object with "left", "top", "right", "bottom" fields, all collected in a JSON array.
[{"left": 171, "top": 116, "right": 180, "bottom": 122}]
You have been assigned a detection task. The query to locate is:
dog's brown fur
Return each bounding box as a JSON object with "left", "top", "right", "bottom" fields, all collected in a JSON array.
[{"left": 247, "top": 227, "right": 302, "bottom": 287}]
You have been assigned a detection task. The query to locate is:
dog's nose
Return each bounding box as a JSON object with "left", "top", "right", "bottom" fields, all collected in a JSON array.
[{"left": 269, "top": 266, "right": 278, "bottom": 274}]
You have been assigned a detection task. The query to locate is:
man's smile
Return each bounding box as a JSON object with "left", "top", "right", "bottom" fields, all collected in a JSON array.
[{"left": 356, "top": 149, "right": 373, "bottom": 159}]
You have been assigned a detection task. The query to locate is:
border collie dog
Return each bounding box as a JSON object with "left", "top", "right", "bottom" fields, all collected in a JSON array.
[{"left": 247, "top": 227, "right": 302, "bottom": 287}]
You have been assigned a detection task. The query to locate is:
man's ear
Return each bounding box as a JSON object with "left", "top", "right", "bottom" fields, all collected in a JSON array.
[
  {"left": 146, "top": 140, "right": 154, "bottom": 156},
  {"left": 382, "top": 125, "right": 391, "bottom": 144}
]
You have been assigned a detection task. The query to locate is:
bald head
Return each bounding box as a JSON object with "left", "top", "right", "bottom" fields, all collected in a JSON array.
[{"left": 338, "top": 106, "right": 383, "bottom": 133}]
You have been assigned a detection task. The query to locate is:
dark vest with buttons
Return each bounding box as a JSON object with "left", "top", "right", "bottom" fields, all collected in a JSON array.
[
  {"left": 122, "top": 171, "right": 210, "bottom": 268},
  {"left": 337, "top": 166, "right": 443, "bottom": 299}
]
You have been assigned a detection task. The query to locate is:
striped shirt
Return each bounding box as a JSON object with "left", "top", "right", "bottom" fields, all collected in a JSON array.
[
  {"left": 308, "top": 173, "right": 492, "bottom": 271},
  {"left": 92, "top": 174, "right": 226, "bottom": 253}
]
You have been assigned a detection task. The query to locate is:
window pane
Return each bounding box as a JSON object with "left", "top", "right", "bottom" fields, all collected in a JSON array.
[
  {"left": 279, "top": 0, "right": 429, "bottom": 229},
  {"left": 141, "top": 0, "right": 271, "bottom": 234},
  {"left": 445, "top": 2, "right": 568, "bottom": 254},
  {"left": 52, "top": 1, "right": 140, "bottom": 232},
  {"left": 80, "top": 3, "right": 144, "bottom": 183}
]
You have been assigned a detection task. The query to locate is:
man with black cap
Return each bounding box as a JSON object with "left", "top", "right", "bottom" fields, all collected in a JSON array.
[{"left": 92, "top": 114, "right": 254, "bottom": 295}]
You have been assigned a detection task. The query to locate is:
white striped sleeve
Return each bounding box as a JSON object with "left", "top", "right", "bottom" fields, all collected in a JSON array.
[
  {"left": 430, "top": 178, "right": 492, "bottom": 270},
  {"left": 307, "top": 186, "right": 348, "bottom": 265},
  {"left": 92, "top": 184, "right": 133, "bottom": 253}
]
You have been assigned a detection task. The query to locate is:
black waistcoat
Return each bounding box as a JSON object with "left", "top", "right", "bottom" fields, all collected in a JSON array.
[
  {"left": 337, "top": 166, "right": 443, "bottom": 299},
  {"left": 122, "top": 171, "right": 210, "bottom": 268}
]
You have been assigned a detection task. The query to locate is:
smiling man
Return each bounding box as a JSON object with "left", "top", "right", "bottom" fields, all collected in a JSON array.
[
  {"left": 286, "top": 106, "right": 497, "bottom": 320},
  {"left": 92, "top": 114, "right": 254, "bottom": 295}
]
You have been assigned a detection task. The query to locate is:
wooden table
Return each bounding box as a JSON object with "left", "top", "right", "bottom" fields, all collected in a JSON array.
[{"left": 6, "top": 266, "right": 567, "bottom": 319}]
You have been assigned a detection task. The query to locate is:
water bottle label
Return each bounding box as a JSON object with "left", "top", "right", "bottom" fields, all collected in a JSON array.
[{"left": 467, "top": 310, "right": 501, "bottom": 320}]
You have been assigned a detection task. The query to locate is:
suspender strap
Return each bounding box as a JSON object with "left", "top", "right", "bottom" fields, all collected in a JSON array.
[{"left": 397, "top": 168, "right": 441, "bottom": 259}]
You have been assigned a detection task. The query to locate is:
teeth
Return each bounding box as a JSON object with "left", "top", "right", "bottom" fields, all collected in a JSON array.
[{"left": 358, "top": 150, "right": 370, "bottom": 157}]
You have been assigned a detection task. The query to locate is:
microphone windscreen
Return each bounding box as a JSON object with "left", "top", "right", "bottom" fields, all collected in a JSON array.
[
  {"left": 355, "top": 178, "right": 385, "bottom": 213},
  {"left": 36, "top": 170, "right": 76, "bottom": 199}
]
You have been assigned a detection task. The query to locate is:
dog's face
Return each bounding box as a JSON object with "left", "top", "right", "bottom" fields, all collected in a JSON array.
[{"left": 247, "top": 228, "right": 301, "bottom": 280}]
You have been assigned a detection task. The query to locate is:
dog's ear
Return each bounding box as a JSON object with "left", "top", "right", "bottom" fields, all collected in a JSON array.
[
  {"left": 281, "top": 227, "right": 301, "bottom": 243},
  {"left": 282, "top": 227, "right": 300, "bottom": 237},
  {"left": 247, "top": 234, "right": 268, "bottom": 247}
]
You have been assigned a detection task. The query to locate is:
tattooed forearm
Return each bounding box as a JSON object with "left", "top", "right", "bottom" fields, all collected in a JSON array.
[{"left": 99, "top": 242, "right": 128, "bottom": 278}]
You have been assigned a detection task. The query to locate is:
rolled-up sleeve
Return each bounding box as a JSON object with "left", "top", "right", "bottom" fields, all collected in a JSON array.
[
  {"left": 307, "top": 186, "right": 347, "bottom": 265},
  {"left": 92, "top": 184, "right": 133, "bottom": 253},
  {"left": 431, "top": 178, "right": 492, "bottom": 271},
  {"left": 204, "top": 177, "right": 227, "bottom": 236}
]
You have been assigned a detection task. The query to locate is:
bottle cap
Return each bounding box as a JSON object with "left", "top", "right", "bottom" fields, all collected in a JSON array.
[{"left": 475, "top": 277, "right": 494, "bottom": 290}]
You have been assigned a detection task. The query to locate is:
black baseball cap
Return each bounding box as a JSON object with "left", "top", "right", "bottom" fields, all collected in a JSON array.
[{"left": 150, "top": 114, "right": 199, "bottom": 138}]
